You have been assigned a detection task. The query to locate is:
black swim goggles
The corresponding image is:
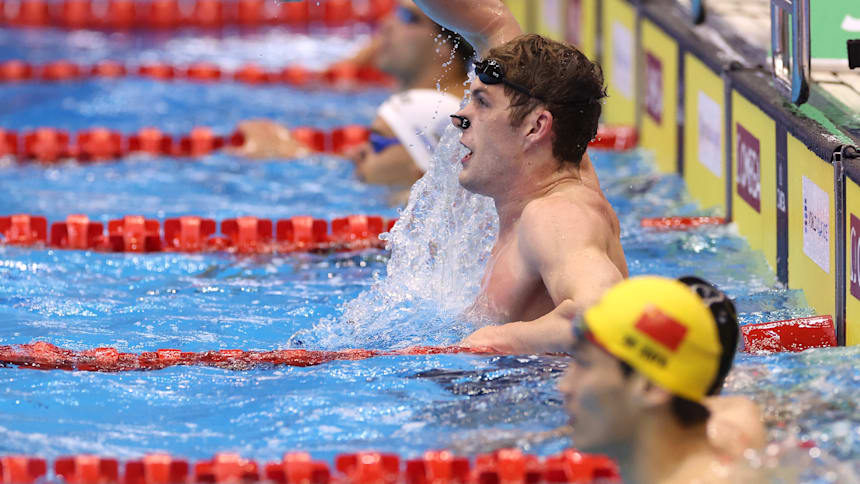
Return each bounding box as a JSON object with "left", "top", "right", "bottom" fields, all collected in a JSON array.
[
  {"left": 474, "top": 58, "right": 604, "bottom": 107},
  {"left": 473, "top": 58, "right": 544, "bottom": 101}
]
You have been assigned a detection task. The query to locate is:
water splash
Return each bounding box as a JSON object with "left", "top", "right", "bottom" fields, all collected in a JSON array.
[{"left": 336, "top": 123, "right": 499, "bottom": 349}]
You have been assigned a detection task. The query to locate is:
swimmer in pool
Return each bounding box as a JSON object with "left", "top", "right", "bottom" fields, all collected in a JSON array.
[
  {"left": 449, "top": 276, "right": 766, "bottom": 459},
  {"left": 557, "top": 276, "right": 762, "bottom": 483},
  {"left": 238, "top": 1, "right": 473, "bottom": 202},
  {"left": 411, "top": 0, "right": 627, "bottom": 352}
]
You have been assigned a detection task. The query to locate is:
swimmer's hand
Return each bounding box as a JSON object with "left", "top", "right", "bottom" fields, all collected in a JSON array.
[
  {"left": 233, "top": 119, "right": 312, "bottom": 159},
  {"left": 460, "top": 324, "right": 527, "bottom": 354},
  {"left": 461, "top": 302, "right": 581, "bottom": 354}
]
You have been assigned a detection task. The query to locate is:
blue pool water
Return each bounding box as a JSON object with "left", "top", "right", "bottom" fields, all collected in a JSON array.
[{"left": 1, "top": 25, "right": 859, "bottom": 481}]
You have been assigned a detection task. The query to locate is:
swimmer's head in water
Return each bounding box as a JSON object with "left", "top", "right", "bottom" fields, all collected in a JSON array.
[
  {"left": 558, "top": 277, "right": 721, "bottom": 450},
  {"left": 485, "top": 34, "right": 606, "bottom": 167},
  {"left": 677, "top": 276, "right": 739, "bottom": 395},
  {"left": 582, "top": 276, "right": 722, "bottom": 402}
]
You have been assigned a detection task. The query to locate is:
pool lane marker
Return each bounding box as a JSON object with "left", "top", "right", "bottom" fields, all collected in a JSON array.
[
  {"left": 639, "top": 216, "right": 726, "bottom": 230},
  {"left": 0, "top": 214, "right": 395, "bottom": 254},
  {"left": 0, "top": 125, "right": 638, "bottom": 164},
  {"left": 740, "top": 315, "right": 837, "bottom": 353},
  {"left": 0, "top": 125, "right": 372, "bottom": 163},
  {"left": 0, "top": 60, "right": 396, "bottom": 88},
  {"left": 0, "top": 342, "right": 496, "bottom": 372},
  {"left": 0, "top": 449, "right": 621, "bottom": 484},
  {"left": 0, "top": 316, "right": 837, "bottom": 374},
  {"left": 0, "top": 0, "right": 396, "bottom": 30}
]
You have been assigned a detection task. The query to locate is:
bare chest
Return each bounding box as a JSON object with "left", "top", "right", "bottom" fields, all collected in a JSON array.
[{"left": 474, "top": 237, "right": 554, "bottom": 322}]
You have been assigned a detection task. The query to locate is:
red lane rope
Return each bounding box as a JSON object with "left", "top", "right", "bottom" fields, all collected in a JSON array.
[
  {"left": 0, "top": 125, "right": 636, "bottom": 163},
  {"left": 0, "top": 60, "right": 396, "bottom": 88},
  {"left": 0, "top": 341, "right": 493, "bottom": 372},
  {"left": 0, "top": 214, "right": 395, "bottom": 254},
  {"left": 639, "top": 216, "right": 726, "bottom": 230},
  {"left": 741, "top": 315, "right": 837, "bottom": 353},
  {"left": 0, "top": 124, "right": 374, "bottom": 162},
  {"left": 0, "top": 449, "right": 620, "bottom": 484},
  {"left": 0, "top": 0, "right": 397, "bottom": 31}
]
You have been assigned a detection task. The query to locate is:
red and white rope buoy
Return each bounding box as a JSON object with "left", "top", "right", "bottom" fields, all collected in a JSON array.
[
  {"left": 0, "top": 449, "right": 620, "bottom": 484},
  {"left": 0, "top": 214, "right": 395, "bottom": 254},
  {"left": 0, "top": 0, "right": 398, "bottom": 30},
  {"left": 0, "top": 60, "right": 396, "bottom": 88}
]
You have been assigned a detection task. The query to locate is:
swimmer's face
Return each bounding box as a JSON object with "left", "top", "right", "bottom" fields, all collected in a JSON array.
[
  {"left": 451, "top": 76, "right": 525, "bottom": 196},
  {"left": 376, "top": 2, "right": 438, "bottom": 79},
  {"left": 557, "top": 340, "right": 640, "bottom": 451}
]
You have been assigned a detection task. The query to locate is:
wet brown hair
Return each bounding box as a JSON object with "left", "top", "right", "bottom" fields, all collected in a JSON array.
[{"left": 486, "top": 34, "right": 606, "bottom": 167}]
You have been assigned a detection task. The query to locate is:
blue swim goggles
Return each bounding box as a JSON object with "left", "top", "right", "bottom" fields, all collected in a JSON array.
[{"left": 369, "top": 132, "right": 401, "bottom": 153}]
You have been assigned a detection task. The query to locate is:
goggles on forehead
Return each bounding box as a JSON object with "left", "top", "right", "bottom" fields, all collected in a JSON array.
[
  {"left": 474, "top": 58, "right": 604, "bottom": 107},
  {"left": 473, "top": 58, "right": 543, "bottom": 101}
]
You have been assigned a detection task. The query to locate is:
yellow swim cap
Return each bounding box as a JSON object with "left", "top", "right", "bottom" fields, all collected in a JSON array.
[{"left": 583, "top": 276, "right": 721, "bottom": 401}]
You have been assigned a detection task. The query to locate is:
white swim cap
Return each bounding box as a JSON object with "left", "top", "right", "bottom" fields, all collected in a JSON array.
[{"left": 377, "top": 89, "right": 462, "bottom": 172}]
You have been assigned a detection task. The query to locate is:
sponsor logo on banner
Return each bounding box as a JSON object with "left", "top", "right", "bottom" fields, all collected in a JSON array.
[
  {"left": 736, "top": 123, "right": 761, "bottom": 212},
  {"left": 542, "top": 0, "right": 562, "bottom": 36},
  {"left": 697, "top": 91, "right": 722, "bottom": 177},
  {"left": 566, "top": 0, "right": 582, "bottom": 45},
  {"left": 851, "top": 215, "right": 860, "bottom": 300},
  {"left": 645, "top": 51, "right": 663, "bottom": 124},
  {"left": 802, "top": 176, "right": 830, "bottom": 273},
  {"left": 612, "top": 21, "right": 634, "bottom": 100}
]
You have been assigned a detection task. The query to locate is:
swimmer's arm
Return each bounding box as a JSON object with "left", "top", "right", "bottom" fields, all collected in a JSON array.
[
  {"left": 515, "top": 200, "right": 624, "bottom": 351},
  {"left": 461, "top": 202, "right": 623, "bottom": 354},
  {"left": 351, "top": 143, "right": 422, "bottom": 185},
  {"left": 234, "top": 119, "right": 311, "bottom": 159},
  {"left": 347, "top": 115, "right": 423, "bottom": 186},
  {"left": 460, "top": 299, "right": 581, "bottom": 353},
  {"left": 525, "top": 196, "right": 624, "bottom": 303},
  {"left": 412, "top": 0, "right": 523, "bottom": 55}
]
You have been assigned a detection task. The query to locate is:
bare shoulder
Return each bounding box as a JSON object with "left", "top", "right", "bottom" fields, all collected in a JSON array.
[
  {"left": 706, "top": 395, "right": 762, "bottom": 418},
  {"left": 519, "top": 184, "right": 619, "bottom": 242}
]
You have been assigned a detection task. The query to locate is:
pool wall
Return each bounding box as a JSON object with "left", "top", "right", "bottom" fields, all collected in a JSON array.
[{"left": 505, "top": 0, "right": 860, "bottom": 346}]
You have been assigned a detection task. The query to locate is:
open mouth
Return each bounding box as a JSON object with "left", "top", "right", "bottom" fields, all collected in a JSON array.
[{"left": 460, "top": 143, "right": 473, "bottom": 165}]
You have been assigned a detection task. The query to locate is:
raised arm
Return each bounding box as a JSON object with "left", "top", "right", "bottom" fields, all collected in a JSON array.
[{"left": 411, "top": 0, "right": 523, "bottom": 55}]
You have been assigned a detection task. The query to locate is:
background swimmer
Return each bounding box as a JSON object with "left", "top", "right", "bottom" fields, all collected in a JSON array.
[
  {"left": 412, "top": 0, "right": 627, "bottom": 353},
  {"left": 238, "top": 1, "right": 473, "bottom": 204}
]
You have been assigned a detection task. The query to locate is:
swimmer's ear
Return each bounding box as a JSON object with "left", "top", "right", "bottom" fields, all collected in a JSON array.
[
  {"left": 523, "top": 108, "right": 553, "bottom": 147},
  {"left": 629, "top": 375, "right": 672, "bottom": 409}
]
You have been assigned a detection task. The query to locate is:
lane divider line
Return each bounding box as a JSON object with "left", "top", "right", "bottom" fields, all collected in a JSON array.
[
  {"left": 0, "top": 0, "right": 397, "bottom": 31},
  {"left": 0, "top": 60, "right": 396, "bottom": 88},
  {"left": 639, "top": 216, "right": 727, "bottom": 230},
  {"left": 0, "top": 342, "right": 494, "bottom": 372},
  {"left": 0, "top": 449, "right": 621, "bottom": 484},
  {"left": 0, "top": 214, "right": 396, "bottom": 254},
  {"left": 0, "top": 315, "right": 837, "bottom": 374},
  {"left": 0, "top": 125, "right": 637, "bottom": 163}
]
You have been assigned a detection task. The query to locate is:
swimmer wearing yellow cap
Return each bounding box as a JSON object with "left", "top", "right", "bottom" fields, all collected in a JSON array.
[{"left": 558, "top": 276, "right": 761, "bottom": 484}]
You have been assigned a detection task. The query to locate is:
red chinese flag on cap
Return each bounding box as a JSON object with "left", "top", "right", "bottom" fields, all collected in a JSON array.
[{"left": 634, "top": 306, "right": 688, "bottom": 351}]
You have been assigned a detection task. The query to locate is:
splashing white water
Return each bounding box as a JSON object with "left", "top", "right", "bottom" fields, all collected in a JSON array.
[{"left": 334, "top": 123, "right": 499, "bottom": 348}]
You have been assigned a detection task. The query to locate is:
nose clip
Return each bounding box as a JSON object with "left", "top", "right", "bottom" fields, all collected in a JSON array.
[{"left": 450, "top": 114, "right": 470, "bottom": 130}]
